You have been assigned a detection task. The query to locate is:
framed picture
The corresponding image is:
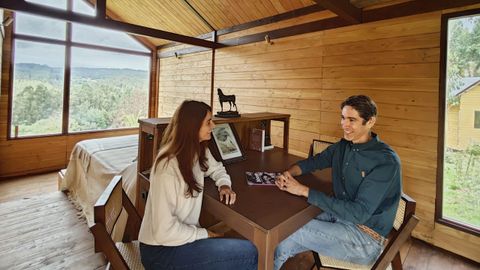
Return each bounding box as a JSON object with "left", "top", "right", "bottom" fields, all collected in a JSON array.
[{"left": 210, "top": 123, "right": 245, "bottom": 164}]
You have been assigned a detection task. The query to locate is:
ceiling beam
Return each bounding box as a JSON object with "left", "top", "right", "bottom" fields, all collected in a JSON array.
[
  {"left": 96, "top": 0, "right": 106, "bottom": 20},
  {"left": 160, "top": 4, "right": 325, "bottom": 49},
  {"left": 0, "top": 0, "right": 223, "bottom": 49},
  {"left": 158, "top": 16, "right": 349, "bottom": 58},
  {"left": 159, "top": 31, "right": 214, "bottom": 50},
  {"left": 221, "top": 17, "right": 350, "bottom": 47},
  {"left": 217, "top": 4, "right": 325, "bottom": 36},
  {"left": 363, "top": 0, "right": 480, "bottom": 22},
  {"left": 313, "top": 0, "right": 362, "bottom": 24}
]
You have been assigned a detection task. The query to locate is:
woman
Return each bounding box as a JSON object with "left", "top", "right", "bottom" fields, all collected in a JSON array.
[{"left": 139, "top": 100, "right": 258, "bottom": 270}]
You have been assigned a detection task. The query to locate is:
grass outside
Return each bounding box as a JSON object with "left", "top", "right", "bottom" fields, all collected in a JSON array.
[{"left": 443, "top": 146, "right": 480, "bottom": 228}]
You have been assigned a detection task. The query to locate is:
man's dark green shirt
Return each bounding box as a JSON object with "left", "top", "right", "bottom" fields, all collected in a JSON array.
[{"left": 297, "top": 133, "right": 401, "bottom": 237}]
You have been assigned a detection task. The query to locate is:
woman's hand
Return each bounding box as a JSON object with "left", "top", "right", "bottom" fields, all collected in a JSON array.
[
  {"left": 275, "top": 171, "right": 309, "bottom": 197},
  {"left": 207, "top": 229, "right": 223, "bottom": 238},
  {"left": 219, "top": 185, "right": 236, "bottom": 205}
]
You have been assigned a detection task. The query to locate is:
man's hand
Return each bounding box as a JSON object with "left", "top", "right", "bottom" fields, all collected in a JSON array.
[
  {"left": 219, "top": 185, "right": 236, "bottom": 205},
  {"left": 275, "top": 171, "right": 309, "bottom": 198}
]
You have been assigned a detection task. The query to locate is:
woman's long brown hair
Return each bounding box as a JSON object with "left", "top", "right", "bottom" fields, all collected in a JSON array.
[{"left": 153, "top": 100, "right": 211, "bottom": 197}]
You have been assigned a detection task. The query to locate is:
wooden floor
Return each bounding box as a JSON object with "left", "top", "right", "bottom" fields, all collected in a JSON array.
[{"left": 0, "top": 173, "right": 478, "bottom": 270}]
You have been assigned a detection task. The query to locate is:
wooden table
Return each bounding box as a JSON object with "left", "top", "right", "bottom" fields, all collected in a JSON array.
[{"left": 203, "top": 148, "right": 332, "bottom": 270}]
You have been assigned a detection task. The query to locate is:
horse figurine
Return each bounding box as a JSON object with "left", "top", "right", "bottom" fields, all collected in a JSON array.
[{"left": 217, "top": 88, "right": 238, "bottom": 112}]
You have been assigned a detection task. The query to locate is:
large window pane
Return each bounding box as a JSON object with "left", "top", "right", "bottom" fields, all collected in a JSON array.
[
  {"left": 72, "top": 23, "right": 149, "bottom": 52},
  {"left": 11, "top": 40, "right": 65, "bottom": 137},
  {"left": 442, "top": 14, "right": 480, "bottom": 230},
  {"left": 73, "top": 0, "right": 96, "bottom": 16},
  {"left": 71, "top": 0, "right": 148, "bottom": 52},
  {"left": 15, "top": 13, "right": 66, "bottom": 40},
  {"left": 69, "top": 47, "right": 149, "bottom": 132},
  {"left": 26, "top": 0, "right": 67, "bottom": 10}
]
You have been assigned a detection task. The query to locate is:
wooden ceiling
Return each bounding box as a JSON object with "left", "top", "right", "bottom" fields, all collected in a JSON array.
[
  {"left": 105, "top": 0, "right": 411, "bottom": 46},
  {"left": 106, "top": 0, "right": 316, "bottom": 41},
  {"left": 2, "top": 0, "right": 476, "bottom": 49}
]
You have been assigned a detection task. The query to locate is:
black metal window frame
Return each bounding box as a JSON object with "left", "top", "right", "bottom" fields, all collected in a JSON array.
[
  {"left": 436, "top": 8, "right": 480, "bottom": 237},
  {"left": 7, "top": 0, "right": 152, "bottom": 139}
]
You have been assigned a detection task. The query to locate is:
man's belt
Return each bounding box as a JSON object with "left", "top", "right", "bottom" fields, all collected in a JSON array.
[{"left": 357, "top": 224, "right": 387, "bottom": 246}]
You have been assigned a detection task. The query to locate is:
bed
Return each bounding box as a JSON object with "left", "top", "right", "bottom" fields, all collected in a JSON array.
[{"left": 59, "top": 135, "right": 139, "bottom": 240}]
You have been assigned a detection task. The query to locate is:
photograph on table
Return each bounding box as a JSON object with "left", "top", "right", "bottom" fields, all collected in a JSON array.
[{"left": 211, "top": 123, "right": 245, "bottom": 164}]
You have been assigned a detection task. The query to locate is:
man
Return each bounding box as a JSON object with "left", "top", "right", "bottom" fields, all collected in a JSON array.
[{"left": 274, "top": 95, "right": 401, "bottom": 270}]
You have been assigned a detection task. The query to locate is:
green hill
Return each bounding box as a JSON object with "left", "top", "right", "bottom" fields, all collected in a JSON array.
[{"left": 14, "top": 63, "right": 148, "bottom": 81}]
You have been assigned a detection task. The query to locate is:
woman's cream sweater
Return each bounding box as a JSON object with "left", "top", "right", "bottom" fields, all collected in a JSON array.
[{"left": 138, "top": 149, "right": 231, "bottom": 246}]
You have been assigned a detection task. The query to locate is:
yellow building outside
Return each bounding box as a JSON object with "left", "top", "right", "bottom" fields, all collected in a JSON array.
[{"left": 447, "top": 77, "right": 480, "bottom": 150}]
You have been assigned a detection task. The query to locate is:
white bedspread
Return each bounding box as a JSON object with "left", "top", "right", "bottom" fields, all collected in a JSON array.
[{"left": 60, "top": 135, "right": 139, "bottom": 240}]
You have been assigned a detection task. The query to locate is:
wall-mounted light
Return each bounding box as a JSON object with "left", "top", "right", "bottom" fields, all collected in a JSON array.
[
  {"left": 264, "top": 34, "right": 273, "bottom": 45},
  {"left": 2, "top": 16, "right": 14, "bottom": 27},
  {"left": 1, "top": 16, "right": 14, "bottom": 39}
]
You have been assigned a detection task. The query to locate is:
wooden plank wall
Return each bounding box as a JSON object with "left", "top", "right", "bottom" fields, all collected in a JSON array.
[
  {"left": 215, "top": 32, "right": 325, "bottom": 156},
  {"left": 158, "top": 5, "right": 480, "bottom": 262},
  {"left": 158, "top": 51, "right": 212, "bottom": 116},
  {"left": 0, "top": 17, "right": 137, "bottom": 178}
]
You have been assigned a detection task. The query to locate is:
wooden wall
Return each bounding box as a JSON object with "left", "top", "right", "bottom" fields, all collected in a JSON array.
[
  {"left": 0, "top": 17, "right": 137, "bottom": 178},
  {"left": 158, "top": 5, "right": 480, "bottom": 262},
  {"left": 158, "top": 51, "right": 212, "bottom": 116}
]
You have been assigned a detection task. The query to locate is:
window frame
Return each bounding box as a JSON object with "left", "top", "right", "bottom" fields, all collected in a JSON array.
[
  {"left": 436, "top": 8, "right": 480, "bottom": 237},
  {"left": 7, "top": 0, "right": 152, "bottom": 139}
]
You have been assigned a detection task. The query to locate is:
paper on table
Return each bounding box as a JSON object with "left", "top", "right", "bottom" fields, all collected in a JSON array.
[{"left": 245, "top": 171, "right": 281, "bottom": 186}]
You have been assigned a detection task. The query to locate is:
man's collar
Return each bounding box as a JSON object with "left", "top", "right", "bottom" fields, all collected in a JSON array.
[{"left": 343, "top": 132, "right": 378, "bottom": 151}]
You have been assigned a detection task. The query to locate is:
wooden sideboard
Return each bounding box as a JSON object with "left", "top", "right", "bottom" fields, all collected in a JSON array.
[{"left": 136, "top": 112, "right": 290, "bottom": 216}]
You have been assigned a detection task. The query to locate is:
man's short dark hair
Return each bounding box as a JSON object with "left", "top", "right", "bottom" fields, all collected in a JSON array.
[{"left": 341, "top": 95, "right": 377, "bottom": 124}]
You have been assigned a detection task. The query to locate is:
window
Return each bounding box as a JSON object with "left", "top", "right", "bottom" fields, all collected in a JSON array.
[
  {"left": 438, "top": 10, "right": 480, "bottom": 235},
  {"left": 15, "top": 13, "right": 66, "bottom": 40},
  {"left": 69, "top": 48, "right": 149, "bottom": 132},
  {"left": 11, "top": 40, "right": 65, "bottom": 137},
  {"left": 26, "top": 0, "right": 67, "bottom": 10},
  {"left": 10, "top": 0, "right": 151, "bottom": 137},
  {"left": 475, "top": 111, "right": 480, "bottom": 129}
]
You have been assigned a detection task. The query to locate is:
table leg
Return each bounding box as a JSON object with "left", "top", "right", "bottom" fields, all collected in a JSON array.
[{"left": 253, "top": 228, "right": 277, "bottom": 270}]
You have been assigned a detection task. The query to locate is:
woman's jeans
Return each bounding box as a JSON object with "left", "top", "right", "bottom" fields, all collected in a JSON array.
[
  {"left": 140, "top": 238, "right": 258, "bottom": 270},
  {"left": 274, "top": 212, "right": 383, "bottom": 270}
]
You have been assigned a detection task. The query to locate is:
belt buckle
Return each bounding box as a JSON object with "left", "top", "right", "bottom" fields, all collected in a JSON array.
[{"left": 380, "top": 237, "right": 388, "bottom": 247}]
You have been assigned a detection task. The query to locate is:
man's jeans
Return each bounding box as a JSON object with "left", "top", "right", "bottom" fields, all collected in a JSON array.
[
  {"left": 140, "top": 238, "right": 258, "bottom": 270},
  {"left": 274, "top": 212, "right": 383, "bottom": 270}
]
